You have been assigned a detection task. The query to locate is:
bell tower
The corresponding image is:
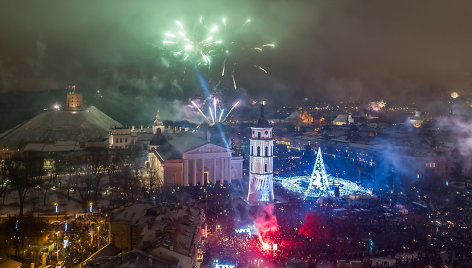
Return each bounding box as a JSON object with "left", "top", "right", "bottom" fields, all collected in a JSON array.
[
  {"left": 247, "top": 105, "right": 274, "bottom": 203},
  {"left": 152, "top": 110, "right": 165, "bottom": 134}
]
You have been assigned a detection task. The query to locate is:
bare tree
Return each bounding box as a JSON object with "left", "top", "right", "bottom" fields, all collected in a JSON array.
[
  {"left": 110, "top": 145, "right": 145, "bottom": 204},
  {"left": 0, "top": 159, "right": 8, "bottom": 205},
  {"left": 62, "top": 152, "right": 82, "bottom": 201},
  {"left": 75, "top": 149, "right": 108, "bottom": 209},
  {"left": 6, "top": 153, "right": 44, "bottom": 216},
  {"left": 42, "top": 156, "right": 60, "bottom": 206}
]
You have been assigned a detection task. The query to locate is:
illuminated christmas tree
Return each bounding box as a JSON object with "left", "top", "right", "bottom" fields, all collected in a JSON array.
[{"left": 305, "top": 147, "right": 330, "bottom": 197}]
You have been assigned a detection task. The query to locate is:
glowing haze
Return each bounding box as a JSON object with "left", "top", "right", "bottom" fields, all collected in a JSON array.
[{"left": 1, "top": 0, "right": 472, "bottom": 102}]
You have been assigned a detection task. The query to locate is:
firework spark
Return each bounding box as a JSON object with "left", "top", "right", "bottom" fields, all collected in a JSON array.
[
  {"left": 191, "top": 101, "right": 211, "bottom": 124},
  {"left": 218, "top": 108, "right": 225, "bottom": 122},
  {"left": 254, "top": 65, "right": 268, "bottom": 74},
  {"left": 162, "top": 16, "right": 275, "bottom": 90},
  {"left": 221, "top": 58, "right": 226, "bottom": 76},
  {"left": 369, "top": 100, "right": 387, "bottom": 111},
  {"left": 162, "top": 19, "right": 223, "bottom": 67},
  {"left": 222, "top": 100, "right": 240, "bottom": 122},
  {"left": 209, "top": 107, "right": 215, "bottom": 124},
  {"left": 213, "top": 97, "right": 217, "bottom": 122},
  {"left": 232, "top": 73, "right": 237, "bottom": 89},
  {"left": 191, "top": 96, "right": 239, "bottom": 125}
]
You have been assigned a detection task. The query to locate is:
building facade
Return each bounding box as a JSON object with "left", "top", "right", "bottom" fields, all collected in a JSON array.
[
  {"left": 66, "top": 89, "right": 83, "bottom": 110},
  {"left": 148, "top": 134, "right": 243, "bottom": 187},
  {"left": 109, "top": 126, "right": 154, "bottom": 149},
  {"left": 247, "top": 105, "right": 275, "bottom": 203}
]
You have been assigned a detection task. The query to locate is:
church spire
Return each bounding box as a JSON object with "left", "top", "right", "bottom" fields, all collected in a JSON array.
[{"left": 256, "top": 104, "right": 270, "bottom": 127}]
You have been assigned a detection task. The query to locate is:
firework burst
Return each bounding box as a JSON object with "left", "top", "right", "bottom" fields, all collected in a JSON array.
[
  {"left": 369, "top": 100, "right": 387, "bottom": 111},
  {"left": 162, "top": 16, "right": 275, "bottom": 90},
  {"left": 190, "top": 95, "right": 240, "bottom": 125},
  {"left": 162, "top": 18, "right": 223, "bottom": 67}
]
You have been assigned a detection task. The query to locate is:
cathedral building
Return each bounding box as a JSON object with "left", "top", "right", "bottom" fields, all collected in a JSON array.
[{"left": 148, "top": 132, "right": 243, "bottom": 187}]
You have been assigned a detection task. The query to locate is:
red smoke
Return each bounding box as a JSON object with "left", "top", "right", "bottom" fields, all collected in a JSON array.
[
  {"left": 298, "top": 212, "right": 329, "bottom": 240},
  {"left": 253, "top": 204, "right": 279, "bottom": 251}
]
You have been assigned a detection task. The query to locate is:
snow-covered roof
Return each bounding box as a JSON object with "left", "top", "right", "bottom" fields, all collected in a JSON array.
[
  {"left": 110, "top": 203, "right": 202, "bottom": 257},
  {"left": 0, "top": 106, "right": 122, "bottom": 149}
]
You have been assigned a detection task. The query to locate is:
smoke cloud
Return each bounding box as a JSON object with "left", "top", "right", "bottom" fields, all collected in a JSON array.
[
  {"left": 1, "top": 0, "right": 472, "bottom": 103},
  {"left": 253, "top": 204, "right": 279, "bottom": 245}
]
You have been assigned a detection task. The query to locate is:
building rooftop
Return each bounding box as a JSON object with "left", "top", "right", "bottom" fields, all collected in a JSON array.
[
  {"left": 151, "top": 132, "right": 229, "bottom": 161},
  {"left": 85, "top": 249, "right": 178, "bottom": 268},
  {"left": 0, "top": 106, "right": 122, "bottom": 149},
  {"left": 110, "top": 203, "right": 202, "bottom": 258}
]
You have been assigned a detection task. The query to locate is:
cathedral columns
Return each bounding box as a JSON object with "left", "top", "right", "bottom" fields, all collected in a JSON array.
[
  {"left": 183, "top": 159, "right": 189, "bottom": 186},
  {"left": 227, "top": 157, "right": 231, "bottom": 183},
  {"left": 192, "top": 159, "right": 197, "bottom": 186},
  {"left": 200, "top": 159, "right": 205, "bottom": 185},
  {"left": 181, "top": 152, "right": 237, "bottom": 187},
  {"left": 212, "top": 158, "right": 217, "bottom": 184},
  {"left": 220, "top": 158, "right": 225, "bottom": 185}
]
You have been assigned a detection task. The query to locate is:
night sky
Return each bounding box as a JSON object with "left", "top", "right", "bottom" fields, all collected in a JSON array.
[{"left": 1, "top": 0, "right": 472, "bottom": 103}]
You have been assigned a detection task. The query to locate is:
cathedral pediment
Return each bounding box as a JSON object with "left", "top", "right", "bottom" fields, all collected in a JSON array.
[{"left": 185, "top": 143, "right": 230, "bottom": 154}]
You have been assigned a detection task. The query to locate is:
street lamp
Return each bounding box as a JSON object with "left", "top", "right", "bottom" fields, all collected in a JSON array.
[
  {"left": 54, "top": 202, "right": 58, "bottom": 219},
  {"left": 97, "top": 226, "right": 101, "bottom": 248}
]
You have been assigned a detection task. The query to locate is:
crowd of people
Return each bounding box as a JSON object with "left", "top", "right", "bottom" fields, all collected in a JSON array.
[
  {"left": 190, "top": 178, "right": 472, "bottom": 268},
  {"left": 63, "top": 213, "right": 108, "bottom": 265}
]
